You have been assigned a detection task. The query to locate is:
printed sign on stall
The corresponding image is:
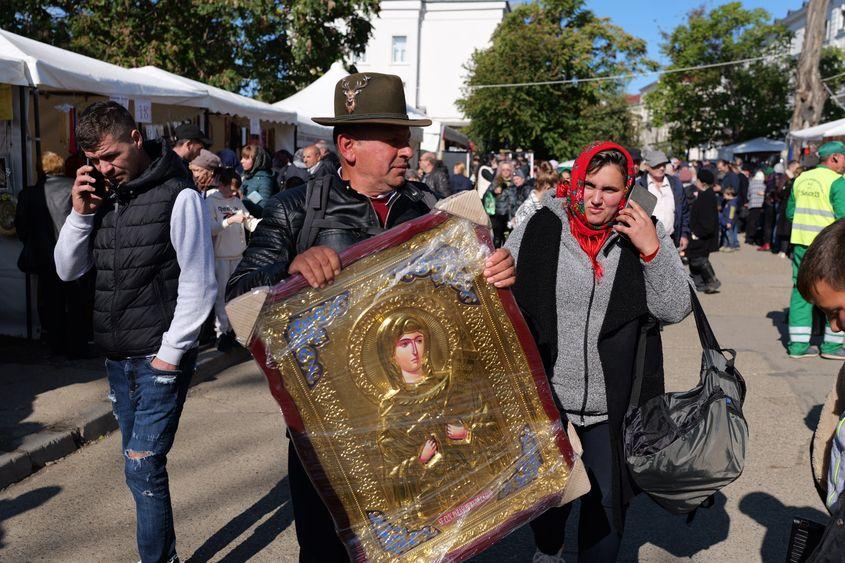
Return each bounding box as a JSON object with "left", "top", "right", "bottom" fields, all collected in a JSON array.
[
  {"left": 134, "top": 99, "right": 152, "bottom": 124},
  {"left": 109, "top": 96, "right": 130, "bottom": 110},
  {"left": 249, "top": 117, "right": 261, "bottom": 136}
]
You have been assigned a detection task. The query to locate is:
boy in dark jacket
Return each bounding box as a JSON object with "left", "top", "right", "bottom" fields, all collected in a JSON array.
[{"left": 719, "top": 187, "right": 740, "bottom": 251}]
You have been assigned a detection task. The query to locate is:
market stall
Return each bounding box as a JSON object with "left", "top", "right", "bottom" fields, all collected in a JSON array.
[{"left": 129, "top": 66, "right": 297, "bottom": 153}]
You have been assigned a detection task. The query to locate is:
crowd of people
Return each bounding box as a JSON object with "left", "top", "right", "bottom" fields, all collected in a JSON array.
[{"left": 11, "top": 68, "right": 845, "bottom": 563}]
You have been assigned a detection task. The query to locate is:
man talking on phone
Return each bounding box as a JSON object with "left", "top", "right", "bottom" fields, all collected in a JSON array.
[{"left": 54, "top": 101, "right": 215, "bottom": 563}]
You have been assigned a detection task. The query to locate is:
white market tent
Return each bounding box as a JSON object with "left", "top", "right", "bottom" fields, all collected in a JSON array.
[
  {"left": 130, "top": 66, "right": 296, "bottom": 124},
  {"left": 274, "top": 61, "right": 454, "bottom": 149},
  {"left": 789, "top": 117, "right": 845, "bottom": 142},
  {"left": 0, "top": 29, "right": 204, "bottom": 102},
  {"left": 722, "top": 137, "right": 787, "bottom": 155},
  {"left": 0, "top": 55, "right": 29, "bottom": 87}
]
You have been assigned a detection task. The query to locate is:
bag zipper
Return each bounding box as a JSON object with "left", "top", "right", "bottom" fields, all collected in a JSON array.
[
  {"left": 579, "top": 275, "right": 597, "bottom": 422},
  {"left": 111, "top": 200, "right": 120, "bottom": 348}
]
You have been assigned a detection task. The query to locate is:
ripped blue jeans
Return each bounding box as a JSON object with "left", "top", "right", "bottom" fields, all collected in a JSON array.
[{"left": 106, "top": 348, "right": 197, "bottom": 563}]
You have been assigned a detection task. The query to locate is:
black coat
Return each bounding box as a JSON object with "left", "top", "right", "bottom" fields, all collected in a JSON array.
[
  {"left": 687, "top": 187, "right": 720, "bottom": 258},
  {"left": 511, "top": 208, "right": 665, "bottom": 529},
  {"left": 15, "top": 177, "right": 57, "bottom": 275},
  {"left": 226, "top": 175, "right": 436, "bottom": 301}
]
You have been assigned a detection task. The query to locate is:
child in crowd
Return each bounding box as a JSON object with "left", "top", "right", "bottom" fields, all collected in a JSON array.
[
  {"left": 720, "top": 187, "right": 740, "bottom": 252},
  {"left": 205, "top": 168, "right": 260, "bottom": 351},
  {"left": 508, "top": 169, "right": 559, "bottom": 230}
]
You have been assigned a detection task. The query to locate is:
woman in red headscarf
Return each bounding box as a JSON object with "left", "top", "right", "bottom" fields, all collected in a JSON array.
[{"left": 505, "top": 142, "right": 691, "bottom": 562}]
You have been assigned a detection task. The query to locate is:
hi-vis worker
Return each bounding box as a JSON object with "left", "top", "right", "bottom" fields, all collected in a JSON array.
[{"left": 787, "top": 141, "right": 845, "bottom": 359}]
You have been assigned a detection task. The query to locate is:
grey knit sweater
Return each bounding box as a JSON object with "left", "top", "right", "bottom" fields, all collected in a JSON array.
[{"left": 505, "top": 192, "right": 691, "bottom": 426}]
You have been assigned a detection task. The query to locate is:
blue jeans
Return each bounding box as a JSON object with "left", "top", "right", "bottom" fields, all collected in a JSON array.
[
  {"left": 722, "top": 224, "right": 739, "bottom": 248},
  {"left": 106, "top": 349, "right": 197, "bottom": 563}
]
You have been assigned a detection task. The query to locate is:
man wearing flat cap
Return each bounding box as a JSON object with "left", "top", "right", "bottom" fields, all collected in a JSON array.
[
  {"left": 225, "top": 72, "right": 516, "bottom": 559},
  {"left": 636, "top": 149, "right": 690, "bottom": 251},
  {"left": 786, "top": 141, "right": 845, "bottom": 360}
]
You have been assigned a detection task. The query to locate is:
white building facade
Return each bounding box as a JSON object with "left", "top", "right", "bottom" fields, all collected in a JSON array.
[
  {"left": 350, "top": 0, "right": 510, "bottom": 128},
  {"left": 780, "top": 1, "right": 845, "bottom": 55}
]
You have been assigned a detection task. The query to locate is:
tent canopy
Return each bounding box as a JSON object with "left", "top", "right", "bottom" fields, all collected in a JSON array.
[
  {"left": 274, "top": 61, "right": 429, "bottom": 146},
  {"left": 130, "top": 66, "right": 295, "bottom": 124},
  {"left": 0, "top": 29, "right": 204, "bottom": 103},
  {"left": 722, "top": 137, "right": 786, "bottom": 155},
  {"left": 789, "top": 117, "right": 845, "bottom": 142},
  {"left": 0, "top": 55, "right": 29, "bottom": 87}
]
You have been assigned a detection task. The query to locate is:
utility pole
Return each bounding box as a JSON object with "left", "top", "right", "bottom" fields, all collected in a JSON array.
[{"left": 791, "top": 0, "right": 830, "bottom": 147}]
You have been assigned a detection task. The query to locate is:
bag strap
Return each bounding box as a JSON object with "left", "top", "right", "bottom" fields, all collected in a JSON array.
[
  {"left": 296, "top": 175, "right": 333, "bottom": 255},
  {"left": 689, "top": 284, "right": 720, "bottom": 351}
]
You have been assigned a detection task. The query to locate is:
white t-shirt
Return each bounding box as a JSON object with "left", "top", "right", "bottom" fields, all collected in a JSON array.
[
  {"left": 647, "top": 176, "right": 676, "bottom": 237},
  {"left": 205, "top": 191, "right": 260, "bottom": 259}
]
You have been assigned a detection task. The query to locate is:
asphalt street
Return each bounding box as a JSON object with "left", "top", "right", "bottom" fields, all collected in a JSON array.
[{"left": 0, "top": 244, "right": 838, "bottom": 562}]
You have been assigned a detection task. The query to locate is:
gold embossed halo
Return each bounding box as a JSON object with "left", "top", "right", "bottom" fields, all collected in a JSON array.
[{"left": 348, "top": 292, "right": 462, "bottom": 405}]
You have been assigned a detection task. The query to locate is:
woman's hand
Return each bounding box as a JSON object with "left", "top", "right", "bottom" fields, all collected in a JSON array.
[
  {"left": 420, "top": 437, "right": 438, "bottom": 464},
  {"left": 612, "top": 200, "right": 660, "bottom": 257}
]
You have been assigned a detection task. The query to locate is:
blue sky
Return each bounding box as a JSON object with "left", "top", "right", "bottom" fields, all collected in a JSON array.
[{"left": 512, "top": 0, "right": 802, "bottom": 92}]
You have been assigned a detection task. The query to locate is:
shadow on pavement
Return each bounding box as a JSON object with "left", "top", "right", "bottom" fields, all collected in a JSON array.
[
  {"left": 186, "top": 477, "right": 292, "bottom": 563},
  {"left": 621, "top": 492, "right": 731, "bottom": 558},
  {"left": 739, "top": 491, "right": 829, "bottom": 561},
  {"left": 0, "top": 486, "right": 61, "bottom": 547},
  {"left": 766, "top": 309, "right": 789, "bottom": 349},
  {"left": 0, "top": 336, "right": 104, "bottom": 453},
  {"left": 806, "top": 403, "right": 823, "bottom": 431}
]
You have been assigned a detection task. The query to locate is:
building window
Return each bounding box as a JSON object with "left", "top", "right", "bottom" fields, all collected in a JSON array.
[{"left": 391, "top": 36, "right": 407, "bottom": 64}]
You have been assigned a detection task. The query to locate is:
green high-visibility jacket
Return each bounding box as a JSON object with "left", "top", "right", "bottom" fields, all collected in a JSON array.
[{"left": 786, "top": 165, "right": 845, "bottom": 246}]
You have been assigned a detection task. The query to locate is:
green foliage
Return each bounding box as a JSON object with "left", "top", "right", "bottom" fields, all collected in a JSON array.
[
  {"left": 457, "top": 0, "right": 655, "bottom": 159},
  {"left": 644, "top": 2, "right": 793, "bottom": 153},
  {"left": 0, "top": 0, "right": 379, "bottom": 101},
  {"left": 821, "top": 46, "right": 845, "bottom": 122}
]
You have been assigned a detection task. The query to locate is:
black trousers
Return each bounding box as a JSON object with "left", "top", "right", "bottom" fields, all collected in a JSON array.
[
  {"left": 288, "top": 441, "right": 349, "bottom": 562},
  {"left": 530, "top": 423, "right": 625, "bottom": 562},
  {"left": 38, "top": 270, "right": 92, "bottom": 355},
  {"left": 745, "top": 207, "right": 763, "bottom": 245},
  {"left": 761, "top": 203, "right": 775, "bottom": 246},
  {"left": 491, "top": 213, "right": 509, "bottom": 248}
]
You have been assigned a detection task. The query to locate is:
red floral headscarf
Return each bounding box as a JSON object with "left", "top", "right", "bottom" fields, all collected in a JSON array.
[{"left": 556, "top": 141, "right": 636, "bottom": 279}]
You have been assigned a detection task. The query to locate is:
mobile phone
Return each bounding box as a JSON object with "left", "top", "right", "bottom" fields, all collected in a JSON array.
[
  {"left": 624, "top": 184, "right": 658, "bottom": 217},
  {"left": 85, "top": 158, "right": 108, "bottom": 199}
]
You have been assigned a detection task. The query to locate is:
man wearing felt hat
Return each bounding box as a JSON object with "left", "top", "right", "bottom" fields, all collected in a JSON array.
[
  {"left": 225, "top": 71, "right": 516, "bottom": 560},
  {"left": 785, "top": 140, "right": 845, "bottom": 359}
]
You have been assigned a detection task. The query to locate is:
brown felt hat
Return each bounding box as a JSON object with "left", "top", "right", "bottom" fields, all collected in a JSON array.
[{"left": 312, "top": 72, "right": 431, "bottom": 127}]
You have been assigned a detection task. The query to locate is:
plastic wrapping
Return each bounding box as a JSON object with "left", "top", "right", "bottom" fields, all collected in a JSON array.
[{"left": 234, "top": 207, "right": 578, "bottom": 561}]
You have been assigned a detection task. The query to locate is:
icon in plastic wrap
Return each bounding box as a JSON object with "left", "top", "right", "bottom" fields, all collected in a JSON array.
[{"left": 226, "top": 192, "right": 581, "bottom": 562}]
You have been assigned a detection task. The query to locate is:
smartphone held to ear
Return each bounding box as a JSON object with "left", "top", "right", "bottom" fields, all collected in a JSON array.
[
  {"left": 85, "top": 159, "right": 108, "bottom": 199},
  {"left": 624, "top": 184, "right": 658, "bottom": 217}
]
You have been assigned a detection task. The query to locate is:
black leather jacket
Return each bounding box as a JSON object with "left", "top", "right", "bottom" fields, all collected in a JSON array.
[{"left": 226, "top": 174, "right": 437, "bottom": 301}]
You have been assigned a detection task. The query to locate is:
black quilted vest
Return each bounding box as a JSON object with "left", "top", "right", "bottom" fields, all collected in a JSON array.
[{"left": 91, "top": 143, "right": 194, "bottom": 357}]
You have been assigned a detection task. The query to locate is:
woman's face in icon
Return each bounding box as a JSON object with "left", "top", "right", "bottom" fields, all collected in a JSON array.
[{"left": 394, "top": 331, "right": 425, "bottom": 374}]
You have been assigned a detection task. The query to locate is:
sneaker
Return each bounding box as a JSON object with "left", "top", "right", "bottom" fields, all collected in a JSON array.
[
  {"left": 533, "top": 548, "right": 566, "bottom": 563},
  {"left": 757, "top": 243, "right": 771, "bottom": 252},
  {"left": 789, "top": 345, "right": 820, "bottom": 359},
  {"left": 821, "top": 348, "right": 845, "bottom": 360},
  {"left": 778, "top": 252, "right": 787, "bottom": 259}
]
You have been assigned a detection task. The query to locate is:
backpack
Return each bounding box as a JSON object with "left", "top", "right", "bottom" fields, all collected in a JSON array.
[
  {"left": 623, "top": 285, "right": 748, "bottom": 515},
  {"left": 295, "top": 176, "right": 438, "bottom": 255}
]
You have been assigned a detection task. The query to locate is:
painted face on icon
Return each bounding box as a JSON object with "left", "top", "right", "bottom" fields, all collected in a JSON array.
[{"left": 394, "top": 331, "right": 426, "bottom": 376}]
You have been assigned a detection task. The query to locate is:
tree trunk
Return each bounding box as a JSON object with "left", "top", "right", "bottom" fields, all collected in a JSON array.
[{"left": 791, "top": 0, "right": 831, "bottom": 137}]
